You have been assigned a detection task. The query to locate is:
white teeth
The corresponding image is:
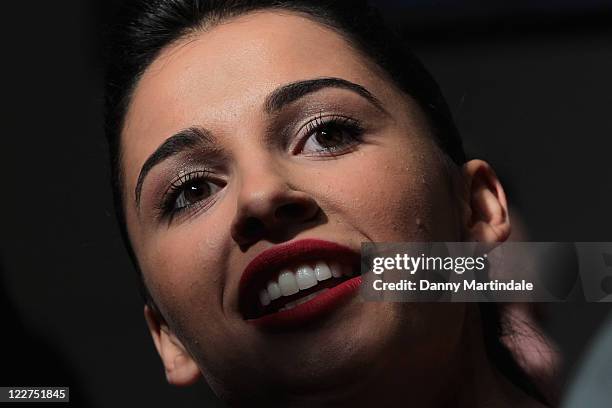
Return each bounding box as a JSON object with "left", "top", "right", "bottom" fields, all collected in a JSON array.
[
  {"left": 282, "top": 301, "right": 297, "bottom": 311},
  {"left": 259, "top": 289, "right": 270, "bottom": 306},
  {"left": 257, "top": 261, "right": 353, "bottom": 308},
  {"left": 295, "top": 290, "right": 320, "bottom": 305},
  {"left": 314, "top": 261, "right": 332, "bottom": 281},
  {"left": 295, "top": 297, "right": 309, "bottom": 306},
  {"left": 279, "top": 288, "right": 329, "bottom": 311},
  {"left": 330, "top": 261, "right": 343, "bottom": 278},
  {"left": 278, "top": 270, "right": 299, "bottom": 296},
  {"left": 295, "top": 265, "right": 317, "bottom": 290},
  {"left": 267, "top": 281, "right": 281, "bottom": 300}
]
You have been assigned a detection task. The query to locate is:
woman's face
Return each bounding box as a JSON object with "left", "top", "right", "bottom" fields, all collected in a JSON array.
[{"left": 121, "top": 11, "right": 467, "bottom": 401}]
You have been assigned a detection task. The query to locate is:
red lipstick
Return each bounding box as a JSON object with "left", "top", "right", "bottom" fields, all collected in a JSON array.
[{"left": 239, "top": 239, "right": 361, "bottom": 329}]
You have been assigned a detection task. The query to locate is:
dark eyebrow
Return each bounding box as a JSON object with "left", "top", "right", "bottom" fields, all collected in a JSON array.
[
  {"left": 264, "top": 77, "right": 387, "bottom": 114},
  {"left": 134, "top": 127, "right": 217, "bottom": 207},
  {"left": 134, "top": 78, "right": 383, "bottom": 208}
]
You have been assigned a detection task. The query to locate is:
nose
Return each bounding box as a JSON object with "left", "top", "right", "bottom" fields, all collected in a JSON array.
[{"left": 230, "top": 164, "right": 320, "bottom": 248}]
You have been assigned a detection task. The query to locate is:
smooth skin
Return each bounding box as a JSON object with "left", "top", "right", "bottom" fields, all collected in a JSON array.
[{"left": 120, "top": 10, "right": 541, "bottom": 407}]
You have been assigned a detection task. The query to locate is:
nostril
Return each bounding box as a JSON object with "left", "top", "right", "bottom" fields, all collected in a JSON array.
[
  {"left": 232, "top": 194, "right": 320, "bottom": 247},
  {"left": 275, "top": 202, "right": 308, "bottom": 221},
  {"left": 243, "top": 217, "right": 265, "bottom": 239}
]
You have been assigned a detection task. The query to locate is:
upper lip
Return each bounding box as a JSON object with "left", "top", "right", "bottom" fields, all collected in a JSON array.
[{"left": 238, "top": 238, "right": 360, "bottom": 318}]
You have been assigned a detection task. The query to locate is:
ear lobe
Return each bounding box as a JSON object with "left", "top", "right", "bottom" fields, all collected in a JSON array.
[
  {"left": 462, "top": 159, "right": 511, "bottom": 243},
  {"left": 144, "top": 305, "right": 201, "bottom": 386}
]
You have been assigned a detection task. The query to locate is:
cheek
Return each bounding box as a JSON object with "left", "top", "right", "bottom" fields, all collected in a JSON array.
[
  {"left": 321, "top": 139, "right": 457, "bottom": 241},
  {"left": 137, "top": 215, "right": 231, "bottom": 330}
]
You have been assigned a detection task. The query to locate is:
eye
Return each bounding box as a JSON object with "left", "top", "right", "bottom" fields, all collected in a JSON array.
[
  {"left": 299, "top": 115, "right": 364, "bottom": 156},
  {"left": 162, "top": 170, "right": 224, "bottom": 216},
  {"left": 174, "top": 179, "right": 216, "bottom": 210}
]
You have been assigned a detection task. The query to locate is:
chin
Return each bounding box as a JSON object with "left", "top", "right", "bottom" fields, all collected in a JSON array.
[{"left": 216, "top": 303, "right": 410, "bottom": 401}]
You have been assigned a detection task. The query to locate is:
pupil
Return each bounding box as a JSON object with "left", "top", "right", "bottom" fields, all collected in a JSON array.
[
  {"left": 316, "top": 125, "right": 343, "bottom": 146},
  {"left": 185, "top": 182, "right": 208, "bottom": 202}
]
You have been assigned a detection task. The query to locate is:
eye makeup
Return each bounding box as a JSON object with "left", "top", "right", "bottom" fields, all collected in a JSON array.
[
  {"left": 291, "top": 112, "right": 365, "bottom": 157},
  {"left": 138, "top": 155, "right": 228, "bottom": 224},
  {"left": 157, "top": 169, "right": 225, "bottom": 221},
  {"left": 265, "top": 90, "right": 388, "bottom": 154},
  {"left": 140, "top": 91, "right": 389, "bottom": 225}
]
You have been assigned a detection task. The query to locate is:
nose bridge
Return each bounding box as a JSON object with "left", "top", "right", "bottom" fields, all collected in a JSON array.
[
  {"left": 230, "top": 146, "right": 320, "bottom": 248},
  {"left": 234, "top": 148, "right": 288, "bottom": 208},
  {"left": 231, "top": 142, "right": 305, "bottom": 233}
]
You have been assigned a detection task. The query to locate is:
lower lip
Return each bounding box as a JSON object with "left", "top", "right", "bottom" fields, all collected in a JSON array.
[{"left": 248, "top": 275, "right": 362, "bottom": 330}]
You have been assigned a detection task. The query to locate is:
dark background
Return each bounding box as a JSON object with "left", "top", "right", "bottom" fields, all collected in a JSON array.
[{"left": 1, "top": 1, "right": 611, "bottom": 406}]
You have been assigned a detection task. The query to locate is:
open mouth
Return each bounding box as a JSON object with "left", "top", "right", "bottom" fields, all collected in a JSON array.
[{"left": 239, "top": 239, "right": 362, "bottom": 326}]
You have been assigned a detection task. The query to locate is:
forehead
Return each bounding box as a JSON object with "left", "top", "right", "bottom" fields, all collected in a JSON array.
[{"left": 122, "top": 11, "right": 394, "bottom": 189}]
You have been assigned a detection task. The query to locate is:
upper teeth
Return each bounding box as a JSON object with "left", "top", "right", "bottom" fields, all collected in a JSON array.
[{"left": 258, "top": 260, "right": 352, "bottom": 307}]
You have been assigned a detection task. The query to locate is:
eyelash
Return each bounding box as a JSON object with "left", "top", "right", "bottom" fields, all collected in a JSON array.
[
  {"left": 159, "top": 170, "right": 220, "bottom": 220},
  {"left": 295, "top": 113, "right": 365, "bottom": 156},
  {"left": 157, "top": 114, "right": 365, "bottom": 220}
]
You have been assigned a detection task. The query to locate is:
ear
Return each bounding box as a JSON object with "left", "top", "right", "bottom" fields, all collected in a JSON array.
[
  {"left": 461, "top": 159, "right": 511, "bottom": 243},
  {"left": 144, "top": 305, "right": 201, "bottom": 386}
]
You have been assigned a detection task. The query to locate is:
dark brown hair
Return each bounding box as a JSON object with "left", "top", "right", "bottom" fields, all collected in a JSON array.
[{"left": 103, "top": 1, "right": 546, "bottom": 404}]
